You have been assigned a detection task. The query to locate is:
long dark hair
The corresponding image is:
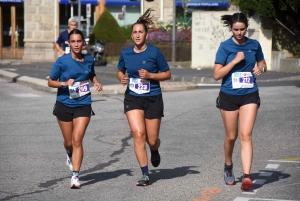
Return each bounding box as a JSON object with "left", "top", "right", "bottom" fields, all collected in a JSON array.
[
  {"left": 68, "top": 29, "right": 85, "bottom": 40},
  {"left": 221, "top": 13, "right": 249, "bottom": 30},
  {"left": 131, "top": 8, "right": 156, "bottom": 33}
]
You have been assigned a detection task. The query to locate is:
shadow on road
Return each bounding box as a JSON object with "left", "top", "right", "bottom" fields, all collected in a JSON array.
[
  {"left": 80, "top": 169, "right": 133, "bottom": 187},
  {"left": 150, "top": 166, "right": 200, "bottom": 184},
  {"left": 236, "top": 170, "right": 291, "bottom": 190}
]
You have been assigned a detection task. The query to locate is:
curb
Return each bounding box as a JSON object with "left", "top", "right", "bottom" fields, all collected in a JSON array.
[{"left": 0, "top": 69, "right": 199, "bottom": 95}]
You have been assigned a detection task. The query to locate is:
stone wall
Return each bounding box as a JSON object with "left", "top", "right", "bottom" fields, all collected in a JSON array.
[
  {"left": 272, "top": 51, "right": 300, "bottom": 73},
  {"left": 191, "top": 11, "right": 272, "bottom": 70},
  {"left": 144, "top": 0, "right": 174, "bottom": 23},
  {"left": 23, "top": 0, "right": 59, "bottom": 62}
]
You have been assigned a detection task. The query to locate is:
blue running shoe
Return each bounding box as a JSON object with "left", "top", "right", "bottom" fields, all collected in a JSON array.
[
  {"left": 224, "top": 163, "right": 235, "bottom": 185},
  {"left": 136, "top": 173, "right": 150, "bottom": 186}
]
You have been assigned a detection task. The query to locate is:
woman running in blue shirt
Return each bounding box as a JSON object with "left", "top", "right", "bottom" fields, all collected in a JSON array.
[
  {"left": 48, "top": 29, "right": 102, "bottom": 189},
  {"left": 214, "top": 13, "right": 267, "bottom": 191},
  {"left": 117, "top": 8, "right": 171, "bottom": 186}
]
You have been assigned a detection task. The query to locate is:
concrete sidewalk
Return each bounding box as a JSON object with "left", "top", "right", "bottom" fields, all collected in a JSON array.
[
  {"left": 0, "top": 69, "right": 199, "bottom": 95},
  {"left": 1, "top": 59, "right": 300, "bottom": 95}
]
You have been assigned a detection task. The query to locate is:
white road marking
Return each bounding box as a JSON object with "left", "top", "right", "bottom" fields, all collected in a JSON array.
[
  {"left": 253, "top": 179, "right": 266, "bottom": 185},
  {"left": 197, "top": 83, "right": 221, "bottom": 87},
  {"left": 259, "top": 172, "right": 273, "bottom": 177},
  {"left": 11, "top": 93, "right": 41, "bottom": 97},
  {"left": 234, "top": 197, "right": 300, "bottom": 201},
  {"left": 242, "top": 189, "right": 258, "bottom": 195},
  {"left": 3, "top": 68, "right": 17, "bottom": 71},
  {"left": 268, "top": 160, "right": 300, "bottom": 163},
  {"left": 265, "top": 164, "right": 280, "bottom": 169}
]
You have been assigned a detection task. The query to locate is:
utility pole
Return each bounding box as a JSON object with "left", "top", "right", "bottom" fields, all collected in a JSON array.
[
  {"left": 172, "top": 0, "right": 176, "bottom": 62},
  {"left": 78, "top": 0, "right": 81, "bottom": 30}
]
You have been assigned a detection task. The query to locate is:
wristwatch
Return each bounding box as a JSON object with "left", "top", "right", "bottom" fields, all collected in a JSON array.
[{"left": 259, "top": 66, "right": 265, "bottom": 73}]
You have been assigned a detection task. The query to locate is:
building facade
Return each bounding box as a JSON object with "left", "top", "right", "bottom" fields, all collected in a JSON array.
[{"left": 0, "top": 0, "right": 231, "bottom": 62}]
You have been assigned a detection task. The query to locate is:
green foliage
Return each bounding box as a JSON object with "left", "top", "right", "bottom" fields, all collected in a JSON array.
[
  {"left": 121, "top": 25, "right": 133, "bottom": 40},
  {"left": 92, "top": 11, "right": 126, "bottom": 43},
  {"left": 295, "top": 44, "right": 300, "bottom": 58},
  {"left": 230, "top": 0, "right": 300, "bottom": 54}
]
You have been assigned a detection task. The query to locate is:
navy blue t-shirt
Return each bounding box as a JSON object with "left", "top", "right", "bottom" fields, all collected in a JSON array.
[
  {"left": 117, "top": 44, "right": 170, "bottom": 96},
  {"left": 49, "top": 54, "right": 96, "bottom": 107},
  {"left": 56, "top": 30, "right": 69, "bottom": 51},
  {"left": 215, "top": 37, "right": 264, "bottom": 95}
]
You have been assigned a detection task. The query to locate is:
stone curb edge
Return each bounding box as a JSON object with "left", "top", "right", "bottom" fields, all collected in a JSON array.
[{"left": 0, "top": 69, "right": 199, "bottom": 95}]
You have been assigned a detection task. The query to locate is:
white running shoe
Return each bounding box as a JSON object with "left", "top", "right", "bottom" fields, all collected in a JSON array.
[
  {"left": 66, "top": 155, "right": 73, "bottom": 171},
  {"left": 70, "top": 175, "right": 81, "bottom": 189}
]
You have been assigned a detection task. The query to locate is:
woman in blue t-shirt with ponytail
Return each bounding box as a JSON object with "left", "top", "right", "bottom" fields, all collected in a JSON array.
[
  {"left": 214, "top": 13, "right": 267, "bottom": 191},
  {"left": 48, "top": 29, "right": 102, "bottom": 189},
  {"left": 117, "top": 8, "right": 171, "bottom": 186}
]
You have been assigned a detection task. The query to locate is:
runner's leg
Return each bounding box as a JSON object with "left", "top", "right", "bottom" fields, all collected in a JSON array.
[
  {"left": 72, "top": 117, "right": 90, "bottom": 172},
  {"left": 126, "top": 110, "right": 148, "bottom": 167},
  {"left": 57, "top": 118, "right": 73, "bottom": 155},
  {"left": 145, "top": 118, "right": 161, "bottom": 150},
  {"left": 220, "top": 109, "right": 239, "bottom": 165},
  {"left": 238, "top": 103, "right": 258, "bottom": 174}
]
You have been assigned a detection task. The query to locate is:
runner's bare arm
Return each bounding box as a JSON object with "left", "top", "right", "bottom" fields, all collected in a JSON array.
[
  {"left": 214, "top": 52, "right": 244, "bottom": 80},
  {"left": 117, "top": 70, "right": 129, "bottom": 86},
  {"left": 138, "top": 69, "right": 171, "bottom": 81}
]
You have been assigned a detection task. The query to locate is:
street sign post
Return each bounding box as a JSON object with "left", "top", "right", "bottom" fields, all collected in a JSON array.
[{"left": 86, "top": 3, "right": 91, "bottom": 37}]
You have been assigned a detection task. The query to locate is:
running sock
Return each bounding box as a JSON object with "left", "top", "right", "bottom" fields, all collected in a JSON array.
[
  {"left": 72, "top": 171, "right": 79, "bottom": 177},
  {"left": 224, "top": 163, "right": 233, "bottom": 169},
  {"left": 243, "top": 173, "right": 250, "bottom": 178},
  {"left": 150, "top": 148, "right": 159, "bottom": 155},
  {"left": 141, "top": 166, "right": 149, "bottom": 175},
  {"left": 67, "top": 152, "right": 72, "bottom": 158}
]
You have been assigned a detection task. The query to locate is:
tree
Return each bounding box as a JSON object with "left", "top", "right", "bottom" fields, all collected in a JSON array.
[
  {"left": 231, "top": 0, "right": 300, "bottom": 54},
  {"left": 92, "top": 11, "right": 126, "bottom": 43}
]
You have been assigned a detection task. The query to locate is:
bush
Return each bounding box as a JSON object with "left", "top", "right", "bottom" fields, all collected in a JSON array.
[
  {"left": 92, "top": 11, "right": 126, "bottom": 43},
  {"left": 121, "top": 25, "right": 133, "bottom": 41},
  {"left": 295, "top": 44, "right": 300, "bottom": 58}
]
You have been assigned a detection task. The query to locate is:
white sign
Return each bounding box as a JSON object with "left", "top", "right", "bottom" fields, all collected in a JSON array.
[{"left": 86, "top": 3, "right": 91, "bottom": 18}]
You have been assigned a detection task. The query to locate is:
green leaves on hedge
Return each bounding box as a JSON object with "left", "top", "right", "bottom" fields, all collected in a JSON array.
[{"left": 92, "top": 11, "right": 127, "bottom": 43}]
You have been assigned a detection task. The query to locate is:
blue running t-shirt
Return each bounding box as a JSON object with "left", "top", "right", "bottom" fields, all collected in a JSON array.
[
  {"left": 56, "top": 30, "right": 69, "bottom": 51},
  {"left": 117, "top": 44, "right": 170, "bottom": 96},
  {"left": 49, "top": 54, "right": 96, "bottom": 107},
  {"left": 215, "top": 37, "right": 264, "bottom": 95}
]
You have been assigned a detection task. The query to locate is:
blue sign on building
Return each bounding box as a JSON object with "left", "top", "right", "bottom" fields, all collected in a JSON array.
[
  {"left": 0, "top": 0, "right": 24, "bottom": 3},
  {"left": 176, "top": 0, "right": 230, "bottom": 7},
  {"left": 58, "top": 0, "right": 140, "bottom": 6},
  {"left": 59, "top": 0, "right": 99, "bottom": 5}
]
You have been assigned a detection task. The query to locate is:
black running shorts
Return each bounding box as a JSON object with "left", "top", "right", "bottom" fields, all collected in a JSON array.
[
  {"left": 216, "top": 90, "right": 260, "bottom": 111},
  {"left": 124, "top": 93, "right": 164, "bottom": 119},
  {"left": 53, "top": 101, "right": 95, "bottom": 122}
]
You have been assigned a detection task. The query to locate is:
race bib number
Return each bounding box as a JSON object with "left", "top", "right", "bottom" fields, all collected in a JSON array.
[
  {"left": 68, "top": 80, "right": 91, "bottom": 99},
  {"left": 232, "top": 72, "right": 254, "bottom": 89},
  {"left": 129, "top": 78, "right": 150, "bottom": 94},
  {"left": 65, "top": 47, "right": 70, "bottom": 54}
]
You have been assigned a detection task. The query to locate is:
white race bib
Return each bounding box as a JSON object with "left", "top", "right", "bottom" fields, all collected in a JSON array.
[
  {"left": 68, "top": 80, "right": 90, "bottom": 99},
  {"left": 129, "top": 78, "right": 150, "bottom": 94},
  {"left": 232, "top": 72, "right": 254, "bottom": 89},
  {"left": 65, "top": 47, "right": 70, "bottom": 54}
]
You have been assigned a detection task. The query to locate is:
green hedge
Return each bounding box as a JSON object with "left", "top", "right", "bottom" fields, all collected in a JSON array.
[{"left": 91, "top": 11, "right": 126, "bottom": 44}]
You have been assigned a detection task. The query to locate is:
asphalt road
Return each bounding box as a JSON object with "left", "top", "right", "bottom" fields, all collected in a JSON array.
[{"left": 0, "top": 77, "right": 299, "bottom": 201}]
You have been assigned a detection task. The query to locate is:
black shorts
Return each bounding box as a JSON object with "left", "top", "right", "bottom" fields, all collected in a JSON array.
[
  {"left": 53, "top": 101, "right": 95, "bottom": 122},
  {"left": 124, "top": 93, "right": 164, "bottom": 119},
  {"left": 216, "top": 90, "right": 260, "bottom": 111}
]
